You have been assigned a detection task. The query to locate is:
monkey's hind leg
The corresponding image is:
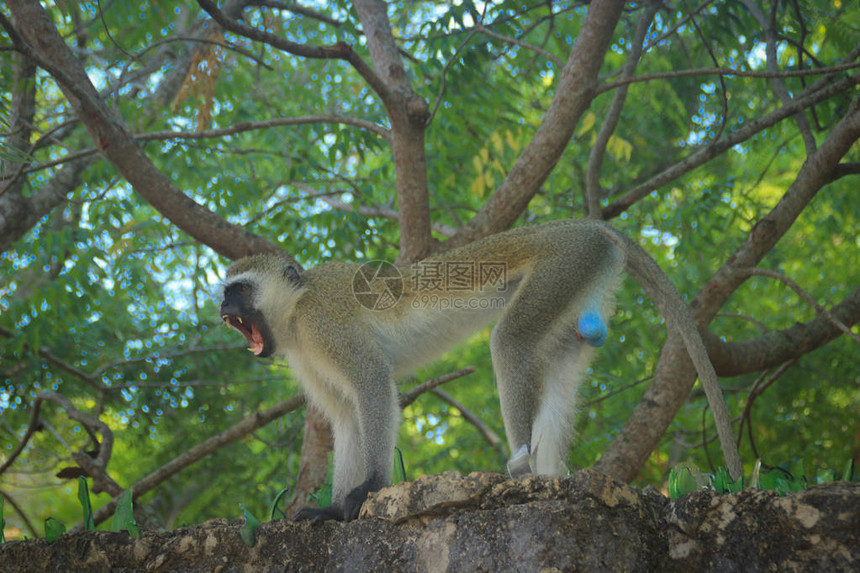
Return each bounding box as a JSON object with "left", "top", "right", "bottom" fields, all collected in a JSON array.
[
  {"left": 494, "top": 316, "right": 593, "bottom": 478},
  {"left": 491, "top": 264, "right": 582, "bottom": 477},
  {"left": 491, "top": 312, "right": 548, "bottom": 477},
  {"left": 494, "top": 241, "right": 621, "bottom": 478},
  {"left": 528, "top": 339, "right": 595, "bottom": 475}
]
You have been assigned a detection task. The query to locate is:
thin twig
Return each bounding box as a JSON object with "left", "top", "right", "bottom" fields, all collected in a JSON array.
[
  {"left": 1, "top": 114, "right": 389, "bottom": 180},
  {"left": 0, "top": 392, "right": 119, "bottom": 496},
  {"left": 744, "top": 268, "right": 860, "bottom": 344},
  {"left": 426, "top": 27, "right": 478, "bottom": 127},
  {"left": 400, "top": 367, "right": 476, "bottom": 408},
  {"left": 196, "top": 0, "right": 392, "bottom": 104},
  {"left": 0, "top": 489, "right": 38, "bottom": 538},
  {"left": 597, "top": 60, "right": 860, "bottom": 95},
  {"left": 714, "top": 312, "right": 769, "bottom": 334},
  {"left": 585, "top": 2, "right": 657, "bottom": 218},
  {"left": 431, "top": 387, "right": 506, "bottom": 453},
  {"left": 474, "top": 23, "right": 564, "bottom": 69},
  {"left": 248, "top": 0, "right": 345, "bottom": 27},
  {"left": 74, "top": 394, "right": 306, "bottom": 531},
  {"left": 582, "top": 374, "right": 653, "bottom": 407}
]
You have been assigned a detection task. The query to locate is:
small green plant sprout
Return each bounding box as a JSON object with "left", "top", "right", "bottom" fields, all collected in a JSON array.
[
  {"left": 44, "top": 517, "right": 66, "bottom": 543},
  {"left": 816, "top": 468, "right": 837, "bottom": 484},
  {"left": 239, "top": 504, "right": 261, "bottom": 547},
  {"left": 754, "top": 460, "right": 807, "bottom": 496},
  {"left": 112, "top": 490, "right": 140, "bottom": 538},
  {"left": 78, "top": 477, "right": 95, "bottom": 532},
  {"left": 393, "top": 447, "right": 406, "bottom": 485},
  {"left": 710, "top": 466, "right": 744, "bottom": 494},
  {"left": 668, "top": 463, "right": 707, "bottom": 499},
  {"left": 672, "top": 458, "right": 855, "bottom": 501},
  {"left": 308, "top": 452, "right": 335, "bottom": 509},
  {"left": 841, "top": 458, "right": 855, "bottom": 482},
  {"left": 268, "top": 488, "right": 291, "bottom": 521}
]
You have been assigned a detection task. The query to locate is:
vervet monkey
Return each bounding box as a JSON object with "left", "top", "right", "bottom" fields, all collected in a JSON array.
[{"left": 219, "top": 219, "right": 742, "bottom": 522}]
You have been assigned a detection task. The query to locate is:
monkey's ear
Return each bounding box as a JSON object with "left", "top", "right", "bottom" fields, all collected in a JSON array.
[{"left": 283, "top": 264, "right": 302, "bottom": 286}]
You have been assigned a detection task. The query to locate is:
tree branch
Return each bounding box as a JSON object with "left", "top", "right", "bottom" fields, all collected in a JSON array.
[
  {"left": 449, "top": 0, "right": 627, "bottom": 247},
  {"left": 399, "top": 367, "right": 476, "bottom": 408},
  {"left": 0, "top": 326, "right": 108, "bottom": 393},
  {"left": 75, "top": 394, "right": 306, "bottom": 531},
  {"left": 0, "top": 392, "right": 119, "bottom": 496},
  {"left": 743, "top": 268, "right": 860, "bottom": 343},
  {"left": 474, "top": 23, "right": 564, "bottom": 69},
  {"left": 1, "top": 4, "right": 232, "bottom": 254},
  {"left": 739, "top": 0, "right": 817, "bottom": 153},
  {"left": 602, "top": 76, "right": 859, "bottom": 219},
  {"left": 321, "top": 195, "right": 457, "bottom": 238},
  {"left": 694, "top": 96, "right": 860, "bottom": 320},
  {"left": 828, "top": 162, "right": 860, "bottom": 182},
  {"left": 0, "top": 490, "right": 38, "bottom": 538},
  {"left": 195, "top": 0, "right": 391, "bottom": 104},
  {"left": 4, "top": 0, "right": 286, "bottom": 262},
  {"left": 3, "top": 115, "right": 390, "bottom": 182},
  {"left": 585, "top": 2, "right": 656, "bottom": 218},
  {"left": 431, "top": 388, "right": 506, "bottom": 453},
  {"left": 351, "top": 0, "right": 433, "bottom": 262},
  {"left": 736, "top": 360, "right": 796, "bottom": 458},
  {"left": 596, "top": 95, "right": 860, "bottom": 482},
  {"left": 597, "top": 60, "right": 860, "bottom": 94},
  {"left": 247, "top": 1, "right": 345, "bottom": 27},
  {"left": 706, "top": 285, "right": 860, "bottom": 377}
]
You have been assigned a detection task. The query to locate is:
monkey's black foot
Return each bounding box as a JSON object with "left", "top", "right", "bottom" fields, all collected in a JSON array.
[
  {"left": 293, "top": 506, "right": 343, "bottom": 523},
  {"left": 343, "top": 481, "right": 374, "bottom": 522}
]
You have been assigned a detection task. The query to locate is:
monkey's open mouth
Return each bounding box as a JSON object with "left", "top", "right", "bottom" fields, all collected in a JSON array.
[{"left": 222, "top": 314, "right": 266, "bottom": 356}]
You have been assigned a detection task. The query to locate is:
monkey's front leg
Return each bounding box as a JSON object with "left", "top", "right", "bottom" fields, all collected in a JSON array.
[
  {"left": 293, "top": 413, "right": 365, "bottom": 523},
  {"left": 339, "top": 373, "right": 400, "bottom": 521},
  {"left": 293, "top": 371, "right": 398, "bottom": 523}
]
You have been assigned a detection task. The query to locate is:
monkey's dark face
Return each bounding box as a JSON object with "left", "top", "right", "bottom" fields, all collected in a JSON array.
[{"left": 220, "top": 281, "right": 276, "bottom": 358}]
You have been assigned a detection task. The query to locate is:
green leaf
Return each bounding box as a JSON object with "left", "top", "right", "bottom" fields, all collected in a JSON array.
[
  {"left": 710, "top": 466, "right": 743, "bottom": 494},
  {"left": 757, "top": 465, "right": 805, "bottom": 495},
  {"left": 112, "top": 490, "right": 140, "bottom": 538},
  {"left": 393, "top": 447, "right": 406, "bottom": 484},
  {"left": 842, "top": 459, "right": 855, "bottom": 482},
  {"left": 44, "top": 518, "right": 66, "bottom": 543},
  {"left": 750, "top": 459, "right": 762, "bottom": 489},
  {"left": 239, "top": 504, "right": 261, "bottom": 547},
  {"left": 78, "top": 477, "right": 94, "bottom": 532},
  {"left": 668, "top": 465, "right": 699, "bottom": 499},
  {"left": 268, "top": 488, "right": 291, "bottom": 522}
]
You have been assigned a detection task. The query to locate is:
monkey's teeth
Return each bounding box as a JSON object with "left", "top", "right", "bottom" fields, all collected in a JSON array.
[{"left": 237, "top": 317, "right": 244, "bottom": 324}]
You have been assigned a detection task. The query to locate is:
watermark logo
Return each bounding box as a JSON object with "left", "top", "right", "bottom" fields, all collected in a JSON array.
[
  {"left": 410, "top": 261, "right": 508, "bottom": 293},
  {"left": 352, "top": 260, "right": 404, "bottom": 311},
  {"left": 352, "top": 260, "right": 509, "bottom": 311}
]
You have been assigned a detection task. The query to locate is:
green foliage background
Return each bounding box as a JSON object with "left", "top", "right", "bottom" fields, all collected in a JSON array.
[{"left": 1, "top": 0, "right": 857, "bottom": 537}]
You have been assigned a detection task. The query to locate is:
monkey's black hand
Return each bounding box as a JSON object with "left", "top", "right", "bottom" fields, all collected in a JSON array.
[{"left": 293, "top": 505, "right": 344, "bottom": 523}]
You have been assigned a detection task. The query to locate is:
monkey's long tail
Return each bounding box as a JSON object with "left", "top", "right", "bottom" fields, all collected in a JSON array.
[{"left": 603, "top": 225, "right": 744, "bottom": 482}]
